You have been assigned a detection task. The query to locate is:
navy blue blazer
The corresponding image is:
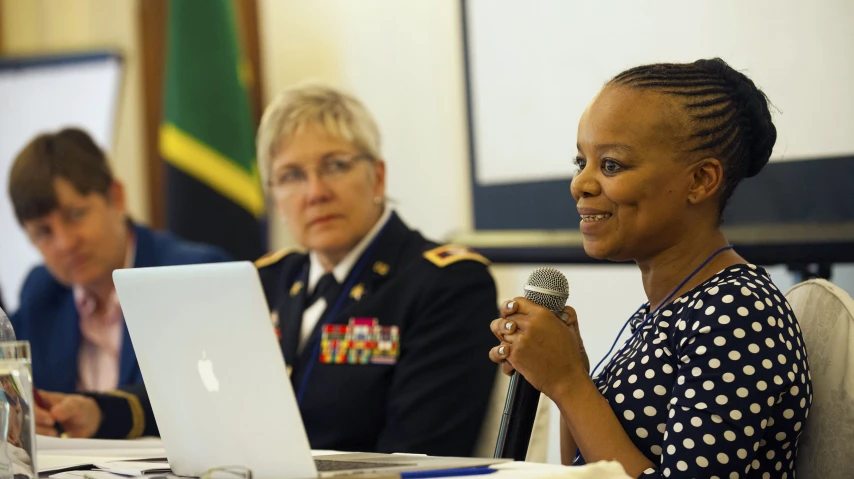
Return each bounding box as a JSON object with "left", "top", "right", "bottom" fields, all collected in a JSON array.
[{"left": 10, "top": 223, "right": 230, "bottom": 393}]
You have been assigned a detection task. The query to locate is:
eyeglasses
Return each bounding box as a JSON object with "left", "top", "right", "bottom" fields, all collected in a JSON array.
[
  {"left": 200, "top": 465, "right": 252, "bottom": 479},
  {"left": 269, "top": 153, "right": 373, "bottom": 193}
]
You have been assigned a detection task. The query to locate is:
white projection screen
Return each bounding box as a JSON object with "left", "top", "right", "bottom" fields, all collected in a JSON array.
[
  {"left": 463, "top": 0, "right": 854, "bottom": 236},
  {"left": 466, "top": 0, "right": 854, "bottom": 185}
]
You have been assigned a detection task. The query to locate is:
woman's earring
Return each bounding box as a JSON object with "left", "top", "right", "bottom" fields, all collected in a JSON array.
[{"left": 374, "top": 196, "right": 383, "bottom": 205}]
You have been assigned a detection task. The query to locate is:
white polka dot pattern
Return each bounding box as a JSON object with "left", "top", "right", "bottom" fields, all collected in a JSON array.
[{"left": 587, "top": 265, "right": 811, "bottom": 478}]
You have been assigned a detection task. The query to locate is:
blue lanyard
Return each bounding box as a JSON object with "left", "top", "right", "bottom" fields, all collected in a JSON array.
[
  {"left": 589, "top": 245, "right": 735, "bottom": 378},
  {"left": 295, "top": 222, "right": 389, "bottom": 405}
]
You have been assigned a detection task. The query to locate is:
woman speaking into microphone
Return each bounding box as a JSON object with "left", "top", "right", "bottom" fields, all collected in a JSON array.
[{"left": 490, "top": 58, "right": 811, "bottom": 478}]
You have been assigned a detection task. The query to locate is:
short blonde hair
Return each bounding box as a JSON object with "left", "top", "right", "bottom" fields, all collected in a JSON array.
[{"left": 256, "top": 84, "right": 381, "bottom": 185}]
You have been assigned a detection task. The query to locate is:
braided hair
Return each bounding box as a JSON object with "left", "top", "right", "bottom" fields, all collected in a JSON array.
[{"left": 610, "top": 58, "right": 776, "bottom": 215}]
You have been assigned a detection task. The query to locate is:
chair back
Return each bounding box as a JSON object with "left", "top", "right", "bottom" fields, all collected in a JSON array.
[{"left": 785, "top": 279, "right": 854, "bottom": 478}]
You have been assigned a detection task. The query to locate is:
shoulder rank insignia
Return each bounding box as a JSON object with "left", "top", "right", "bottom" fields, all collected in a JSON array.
[
  {"left": 423, "top": 244, "right": 490, "bottom": 268},
  {"left": 254, "top": 248, "right": 298, "bottom": 269}
]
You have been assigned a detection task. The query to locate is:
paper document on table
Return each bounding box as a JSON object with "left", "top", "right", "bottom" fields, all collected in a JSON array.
[
  {"left": 38, "top": 436, "right": 164, "bottom": 453},
  {"left": 491, "top": 460, "right": 631, "bottom": 479},
  {"left": 92, "top": 460, "right": 171, "bottom": 476},
  {"left": 37, "top": 436, "right": 166, "bottom": 462},
  {"left": 38, "top": 455, "right": 144, "bottom": 474},
  {"left": 38, "top": 437, "right": 167, "bottom": 475},
  {"left": 51, "top": 471, "right": 181, "bottom": 479}
]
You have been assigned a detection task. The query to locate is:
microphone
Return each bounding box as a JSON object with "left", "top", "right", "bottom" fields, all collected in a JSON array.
[{"left": 494, "top": 267, "right": 569, "bottom": 461}]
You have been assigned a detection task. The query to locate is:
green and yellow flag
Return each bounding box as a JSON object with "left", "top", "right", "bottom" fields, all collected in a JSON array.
[{"left": 160, "top": 0, "right": 264, "bottom": 260}]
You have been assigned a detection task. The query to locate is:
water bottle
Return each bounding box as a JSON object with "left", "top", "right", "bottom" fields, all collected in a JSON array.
[
  {"left": 0, "top": 307, "right": 14, "bottom": 342},
  {"left": 0, "top": 306, "right": 14, "bottom": 479},
  {"left": 0, "top": 307, "right": 36, "bottom": 478}
]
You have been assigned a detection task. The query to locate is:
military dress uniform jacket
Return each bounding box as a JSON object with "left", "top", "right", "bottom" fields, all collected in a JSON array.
[{"left": 256, "top": 212, "right": 498, "bottom": 457}]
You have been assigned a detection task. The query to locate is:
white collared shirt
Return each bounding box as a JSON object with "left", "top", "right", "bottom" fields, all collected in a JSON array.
[
  {"left": 74, "top": 230, "right": 137, "bottom": 392},
  {"left": 299, "top": 207, "right": 393, "bottom": 350}
]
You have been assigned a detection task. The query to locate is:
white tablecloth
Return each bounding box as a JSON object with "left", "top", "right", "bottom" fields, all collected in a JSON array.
[{"left": 36, "top": 437, "right": 631, "bottom": 479}]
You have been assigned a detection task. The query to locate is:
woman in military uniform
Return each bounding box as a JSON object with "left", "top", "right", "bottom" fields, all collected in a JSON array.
[{"left": 252, "top": 84, "right": 498, "bottom": 456}]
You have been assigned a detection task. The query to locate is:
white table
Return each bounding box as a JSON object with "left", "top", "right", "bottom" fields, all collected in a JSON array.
[{"left": 36, "top": 437, "right": 631, "bottom": 479}]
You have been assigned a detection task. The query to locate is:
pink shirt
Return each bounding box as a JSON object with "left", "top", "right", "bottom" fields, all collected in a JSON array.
[{"left": 73, "top": 236, "right": 136, "bottom": 392}]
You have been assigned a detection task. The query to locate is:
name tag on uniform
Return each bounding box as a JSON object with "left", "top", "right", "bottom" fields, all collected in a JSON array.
[{"left": 319, "top": 318, "right": 400, "bottom": 365}]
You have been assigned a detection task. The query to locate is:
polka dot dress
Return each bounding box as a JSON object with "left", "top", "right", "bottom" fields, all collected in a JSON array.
[{"left": 588, "top": 264, "right": 811, "bottom": 478}]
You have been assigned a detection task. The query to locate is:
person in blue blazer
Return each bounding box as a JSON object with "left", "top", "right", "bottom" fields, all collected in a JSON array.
[{"left": 7, "top": 128, "right": 230, "bottom": 438}]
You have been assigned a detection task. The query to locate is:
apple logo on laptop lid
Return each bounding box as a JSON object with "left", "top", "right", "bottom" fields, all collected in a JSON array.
[{"left": 197, "top": 350, "right": 220, "bottom": 392}]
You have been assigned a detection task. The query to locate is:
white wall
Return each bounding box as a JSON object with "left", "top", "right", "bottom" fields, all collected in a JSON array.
[{"left": 259, "top": 0, "right": 472, "bottom": 247}]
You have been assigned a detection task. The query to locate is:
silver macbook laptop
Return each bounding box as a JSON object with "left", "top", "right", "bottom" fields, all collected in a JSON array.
[{"left": 113, "top": 262, "right": 505, "bottom": 479}]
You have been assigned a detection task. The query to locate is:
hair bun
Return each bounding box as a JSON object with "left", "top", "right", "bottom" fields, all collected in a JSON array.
[{"left": 695, "top": 58, "right": 777, "bottom": 178}]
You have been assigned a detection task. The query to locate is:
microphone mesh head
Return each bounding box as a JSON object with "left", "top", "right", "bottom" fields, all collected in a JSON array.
[{"left": 523, "top": 267, "right": 569, "bottom": 313}]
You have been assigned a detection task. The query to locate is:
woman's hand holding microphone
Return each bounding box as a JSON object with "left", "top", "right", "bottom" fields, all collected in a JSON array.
[{"left": 489, "top": 298, "right": 591, "bottom": 399}]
